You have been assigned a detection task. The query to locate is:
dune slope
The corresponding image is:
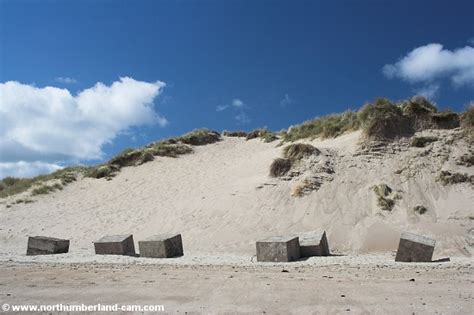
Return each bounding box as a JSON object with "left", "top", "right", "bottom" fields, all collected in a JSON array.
[{"left": 0, "top": 129, "right": 473, "bottom": 259}]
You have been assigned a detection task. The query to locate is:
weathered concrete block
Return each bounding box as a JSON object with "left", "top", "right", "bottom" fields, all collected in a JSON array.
[
  {"left": 256, "top": 236, "right": 300, "bottom": 262},
  {"left": 27, "top": 236, "right": 70, "bottom": 255},
  {"left": 297, "top": 231, "right": 330, "bottom": 257},
  {"left": 395, "top": 232, "right": 435, "bottom": 262},
  {"left": 94, "top": 234, "right": 135, "bottom": 256},
  {"left": 138, "top": 234, "right": 184, "bottom": 258}
]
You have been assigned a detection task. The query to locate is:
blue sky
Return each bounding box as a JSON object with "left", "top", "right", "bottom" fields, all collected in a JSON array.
[{"left": 0, "top": 0, "right": 473, "bottom": 178}]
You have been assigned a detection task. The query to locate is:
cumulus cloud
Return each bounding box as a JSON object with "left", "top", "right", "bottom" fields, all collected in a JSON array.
[
  {"left": 383, "top": 43, "right": 474, "bottom": 95},
  {"left": 55, "top": 76, "right": 78, "bottom": 84},
  {"left": 0, "top": 161, "right": 63, "bottom": 179},
  {"left": 0, "top": 77, "right": 167, "bottom": 178}
]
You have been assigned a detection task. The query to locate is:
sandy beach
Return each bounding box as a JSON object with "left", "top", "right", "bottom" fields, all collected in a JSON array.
[{"left": 0, "top": 254, "right": 472, "bottom": 314}]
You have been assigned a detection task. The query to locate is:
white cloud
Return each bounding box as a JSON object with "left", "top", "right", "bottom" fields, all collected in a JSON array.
[
  {"left": 217, "top": 98, "right": 245, "bottom": 112},
  {"left": 55, "top": 77, "right": 78, "bottom": 84},
  {"left": 216, "top": 104, "right": 229, "bottom": 112},
  {"left": 469, "top": 38, "right": 474, "bottom": 46},
  {"left": 383, "top": 43, "right": 474, "bottom": 89},
  {"left": 216, "top": 98, "right": 250, "bottom": 125},
  {"left": 216, "top": 98, "right": 250, "bottom": 124},
  {"left": 232, "top": 98, "right": 244, "bottom": 108},
  {"left": 414, "top": 83, "right": 440, "bottom": 99},
  {"left": 280, "top": 94, "right": 293, "bottom": 107},
  {"left": 0, "top": 77, "right": 167, "bottom": 178},
  {"left": 0, "top": 161, "right": 63, "bottom": 179}
]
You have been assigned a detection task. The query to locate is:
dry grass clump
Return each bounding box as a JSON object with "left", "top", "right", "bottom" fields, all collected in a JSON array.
[
  {"left": 377, "top": 195, "right": 395, "bottom": 211},
  {"left": 86, "top": 148, "right": 156, "bottom": 179},
  {"left": 429, "top": 112, "right": 459, "bottom": 129},
  {"left": 284, "top": 111, "right": 359, "bottom": 142},
  {"left": 438, "top": 171, "right": 474, "bottom": 185},
  {"left": 400, "top": 96, "right": 437, "bottom": 116},
  {"left": 358, "top": 98, "right": 413, "bottom": 140},
  {"left": 291, "top": 181, "right": 306, "bottom": 197},
  {"left": 411, "top": 136, "right": 438, "bottom": 147},
  {"left": 291, "top": 179, "right": 321, "bottom": 197},
  {"left": 174, "top": 129, "right": 221, "bottom": 146},
  {"left": 373, "top": 183, "right": 396, "bottom": 211},
  {"left": 283, "top": 96, "right": 462, "bottom": 142},
  {"left": 145, "top": 143, "right": 193, "bottom": 157},
  {"left": 413, "top": 205, "right": 428, "bottom": 215},
  {"left": 14, "top": 198, "right": 34, "bottom": 204},
  {"left": 246, "top": 128, "right": 278, "bottom": 142},
  {"left": 86, "top": 164, "right": 120, "bottom": 179},
  {"left": 31, "top": 183, "right": 63, "bottom": 196},
  {"left": 283, "top": 143, "right": 320, "bottom": 160},
  {"left": 269, "top": 158, "right": 293, "bottom": 177},
  {"left": 87, "top": 137, "right": 196, "bottom": 180},
  {"left": 461, "top": 104, "right": 474, "bottom": 142},
  {"left": 0, "top": 167, "right": 88, "bottom": 198},
  {"left": 269, "top": 143, "right": 320, "bottom": 178},
  {"left": 223, "top": 131, "right": 248, "bottom": 137},
  {"left": 108, "top": 148, "right": 153, "bottom": 168},
  {"left": 456, "top": 154, "right": 474, "bottom": 167},
  {"left": 460, "top": 104, "right": 474, "bottom": 129}
]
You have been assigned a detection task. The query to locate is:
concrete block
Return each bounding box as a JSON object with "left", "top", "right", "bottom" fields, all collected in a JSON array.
[
  {"left": 138, "top": 234, "right": 184, "bottom": 258},
  {"left": 27, "top": 236, "right": 70, "bottom": 255},
  {"left": 256, "top": 236, "right": 300, "bottom": 262},
  {"left": 94, "top": 234, "right": 135, "bottom": 256},
  {"left": 395, "top": 232, "right": 435, "bottom": 262},
  {"left": 297, "top": 230, "right": 330, "bottom": 257}
]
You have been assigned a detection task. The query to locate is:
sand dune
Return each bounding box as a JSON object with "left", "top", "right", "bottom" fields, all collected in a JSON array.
[{"left": 1, "top": 129, "right": 472, "bottom": 261}]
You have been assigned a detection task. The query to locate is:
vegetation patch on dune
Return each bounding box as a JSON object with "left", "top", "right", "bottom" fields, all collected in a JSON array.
[
  {"left": 86, "top": 164, "right": 120, "bottom": 180},
  {"left": 223, "top": 131, "right": 248, "bottom": 137},
  {"left": 359, "top": 98, "right": 413, "bottom": 140},
  {"left": 283, "top": 96, "right": 464, "bottom": 142},
  {"left": 3, "top": 96, "right": 471, "bottom": 199},
  {"left": 413, "top": 205, "right": 428, "bottom": 215},
  {"left": 172, "top": 129, "right": 221, "bottom": 146},
  {"left": 87, "top": 129, "right": 216, "bottom": 180},
  {"left": 373, "top": 183, "right": 397, "bottom": 211},
  {"left": 456, "top": 154, "right": 474, "bottom": 167},
  {"left": 0, "top": 167, "right": 88, "bottom": 198},
  {"left": 438, "top": 171, "right": 474, "bottom": 185},
  {"left": 269, "top": 158, "right": 293, "bottom": 177},
  {"left": 107, "top": 148, "right": 154, "bottom": 168},
  {"left": 284, "top": 111, "right": 360, "bottom": 142},
  {"left": 461, "top": 104, "right": 474, "bottom": 141},
  {"left": 31, "top": 183, "right": 63, "bottom": 196},
  {"left": 145, "top": 143, "right": 193, "bottom": 157},
  {"left": 270, "top": 143, "right": 321, "bottom": 178},
  {"left": 283, "top": 143, "right": 320, "bottom": 160},
  {"left": 87, "top": 143, "right": 194, "bottom": 179},
  {"left": 246, "top": 128, "right": 278, "bottom": 142},
  {"left": 1, "top": 130, "right": 217, "bottom": 196},
  {"left": 13, "top": 198, "right": 34, "bottom": 204},
  {"left": 411, "top": 136, "right": 438, "bottom": 148}
]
